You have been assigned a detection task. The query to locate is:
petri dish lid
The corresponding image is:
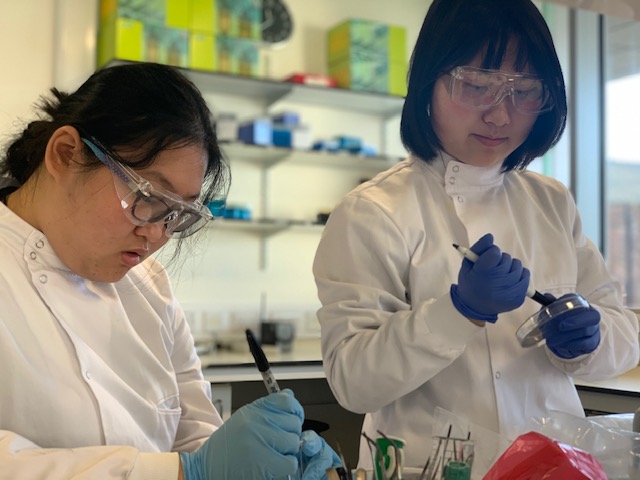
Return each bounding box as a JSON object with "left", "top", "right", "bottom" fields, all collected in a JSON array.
[{"left": 516, "top": 293, "right": 590, "bottom": 348}]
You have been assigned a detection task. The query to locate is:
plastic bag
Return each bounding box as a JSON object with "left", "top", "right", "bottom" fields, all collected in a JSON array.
[
  {"left": 482, "top": 431, "right": 606, "bottom": 479},
  {"left": 529, "top": 410, "right": 640, "bottom": 478}
]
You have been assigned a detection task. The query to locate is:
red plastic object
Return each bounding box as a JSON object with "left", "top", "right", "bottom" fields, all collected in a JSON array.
[
  {"left": 285, "top": 73, "right": 338, "bottom": 88},
  {"left": 483, "top": 432, "right": 606, "bottom": 480}
]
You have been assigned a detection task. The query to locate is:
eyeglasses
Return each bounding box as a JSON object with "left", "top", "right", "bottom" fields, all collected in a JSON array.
[
  {"left": 81, "top": 136, "right": 213, "bottom": 239},
  {"left": 447, "top": 66, "right": 554, "bottom": 115}
]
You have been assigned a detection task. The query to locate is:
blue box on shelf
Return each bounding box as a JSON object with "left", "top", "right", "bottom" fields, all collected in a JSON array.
[
  {"left": 222, "top": 203, "right": 252, "bottom": 220},
  {"left": 272, "top": 127, "right": 293, "bottom": 148},
  {"left": 271, "top": 111, "right": 300, "bottom": 126},
  {"left": 238, "top": 118, "right": 272, "bottom": 146}
]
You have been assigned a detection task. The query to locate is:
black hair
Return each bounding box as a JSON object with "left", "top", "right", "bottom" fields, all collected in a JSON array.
[
  {"left": 1, "top": 62, "right": 229, "bottom": 204},
  {"left": 400, "top": 0, "right": 567, "bottom": 170}
]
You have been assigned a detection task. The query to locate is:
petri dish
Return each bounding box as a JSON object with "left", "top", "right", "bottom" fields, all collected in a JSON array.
[{"left": 516, "top": 293, "right": 590, "bottom": 348}]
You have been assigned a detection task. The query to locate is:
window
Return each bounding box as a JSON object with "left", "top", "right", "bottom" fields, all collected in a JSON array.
[{"left": 604, "top": 16, "right": 640, "bottom": 307}]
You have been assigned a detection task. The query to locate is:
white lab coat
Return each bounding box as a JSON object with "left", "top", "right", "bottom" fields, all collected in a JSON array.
[
  {"left": 0, "top": 201, "right": 222, "bottom": 479},
  {"left": 313, "top": 153, "right": 640, "bottom": 470}
]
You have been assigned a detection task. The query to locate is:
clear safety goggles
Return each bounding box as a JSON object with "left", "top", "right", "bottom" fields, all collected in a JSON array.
[
  {"left": 81, "top": 137, "right": 213, "bottom": 239},
  {"left": 447, "top": 66, "right": 554, "bottom": 115}
]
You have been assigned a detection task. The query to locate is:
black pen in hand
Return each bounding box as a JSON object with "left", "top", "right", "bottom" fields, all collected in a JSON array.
[
  {"left": 452, "top": 243, "right": 553, "bottom": 307},
  {"left": 246, "top": 329, "right": 281, "bottom": 393},
  {"left": 246, "top": 329, "right": 307, "bottom": 479}
]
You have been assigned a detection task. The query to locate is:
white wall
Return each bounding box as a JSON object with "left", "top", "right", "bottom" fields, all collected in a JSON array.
[
  {"left": 0, "top": 0, "right": 55, "bottom": 145},
  {"left": 0, "top": 0, "right": 99, "bottom": 146},
  {"left": 0, "top": 0, "right": 428, "bottom": 338}
]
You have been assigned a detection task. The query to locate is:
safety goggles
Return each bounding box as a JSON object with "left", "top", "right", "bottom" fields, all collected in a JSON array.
[
  {"left": 447, "top": 66, "right": 553, "bottom": 115},
  {"left": 81, "top": 137, "right": 213, "bottom": 239}
]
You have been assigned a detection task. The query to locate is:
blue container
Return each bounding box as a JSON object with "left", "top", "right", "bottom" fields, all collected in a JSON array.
[
  {"left": 238, "top": 118, "right": 272, "bottom": 146},
  {"left": 207, "top": 199, "right": 227, "bottom": 217}
]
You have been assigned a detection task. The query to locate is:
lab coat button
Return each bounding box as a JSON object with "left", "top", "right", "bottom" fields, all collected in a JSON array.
[
  {"left": 495, "top": 371, "right": 501, "bottom": 379},
  {"left": 30, "top": 252, "right": 37, "bottom": 260},
  {"left": 35, "top": 240, "right": 45, "bottom": 248},
  {"left": 85, "top": 370, "right": 91, "bottom": 380},
  {"left": 39, "top": 275, "right": 48, "bottom": 284},
  {"left": 449, "top": 176, "right": 456, "bottom": 184},
  {"left": 457, "top": 196, "right": 464, "bottom": 204},
  {"left": 452, "top": 165, "right": 460, "bottom": 172}
]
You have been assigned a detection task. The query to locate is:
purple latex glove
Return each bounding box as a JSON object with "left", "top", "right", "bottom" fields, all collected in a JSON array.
[
  {"left": 541, "top": 294, "right": 601, "bottom": 359},
  {"left": 451, "top": 233, "right": 530, "bottom": 322}
]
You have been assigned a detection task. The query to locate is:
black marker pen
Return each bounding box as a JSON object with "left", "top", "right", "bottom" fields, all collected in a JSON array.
[
  {"left": 453, "top": 243, "right": 553, "bottom": 307},
  {"left": 246, "top": 328, "right": 280, "bottom": 394}
]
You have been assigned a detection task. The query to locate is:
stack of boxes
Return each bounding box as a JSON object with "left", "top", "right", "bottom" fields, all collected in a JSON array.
[
  {"left": 327, "top": 18, "right": 407, "bottom": 96},
  {"left": 189, "top": 0, "right": 261, "bottom": 76},
  {"left": 236, "top": 111, "right": 313, "bottom": 150},
  {"left": 97, "top": 0, "right": 262, "bottom": 77}
]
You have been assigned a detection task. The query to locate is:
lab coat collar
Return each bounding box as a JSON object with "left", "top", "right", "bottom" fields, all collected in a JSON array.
[
  {"left": 438, "top": 151, "right": 505, "bottom": 188},
  {"left": 0, "top": 201, "right": 71, "bottom": 272}
]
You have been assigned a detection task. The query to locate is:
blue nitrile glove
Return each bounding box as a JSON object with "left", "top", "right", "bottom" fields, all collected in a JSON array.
[
  {"left": 180, "top": 389, "right": 303, "bottom": 480},
  {"left": 299, "top": 430, "right": 342, "bottom": 479},
  {"left": 450, "top": 233, "right": 530, "bottom": 322},
  {"left": 541, "top": 294, "right": 601, "bottom": 359}
]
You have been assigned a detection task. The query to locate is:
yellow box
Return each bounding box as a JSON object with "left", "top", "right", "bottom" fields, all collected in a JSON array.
[
  {"left": 166, "top": 0, "right": 191, "bottom": 29},
  {"left": 190, "top": 32, "right": 216, "bottom": 71},
  {"left": 188, "top": 33, "right": 261, "bottom": 76},
  {"left": 98, "top": 16, "right": 144, "bottom": 68},
  {"left": 191, "top": 0, "right": 217, "bottom": 34},
  {"left": 98, "top": 0, "right": 192, "bottom": 68}
]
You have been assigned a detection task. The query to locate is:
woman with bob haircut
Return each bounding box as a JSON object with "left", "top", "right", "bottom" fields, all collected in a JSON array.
[{"left": 313, "top": 0, "right": 639, "bottom": 472}]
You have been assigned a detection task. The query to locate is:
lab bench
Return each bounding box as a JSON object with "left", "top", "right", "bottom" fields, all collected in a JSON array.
[
  {"left": 198, "top": 337, "right": 640, "bottom": 466},
  {"left": 574, "top": 367, "right": 640, "bottom": 415}
]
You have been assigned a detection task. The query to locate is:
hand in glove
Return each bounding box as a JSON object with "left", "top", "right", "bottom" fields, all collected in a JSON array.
[
  {"left": 299, "top": 430, "right": 342, "bottom": 479},
  {"left": 451, "top": 233, "right": 530, "bottom": 322},
  {"left": 180, "top": 389, "right": 303, "bottom": 480},
  {"left": 541, "top": 294, "right": 601, "bottom": 359}
]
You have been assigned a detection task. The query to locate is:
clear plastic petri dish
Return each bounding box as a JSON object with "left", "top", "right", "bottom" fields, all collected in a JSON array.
[{"left": 516, "top": 293, "right": 590, "bottom": 348}]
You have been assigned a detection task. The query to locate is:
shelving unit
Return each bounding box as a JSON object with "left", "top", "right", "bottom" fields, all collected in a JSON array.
[
  {"left": 106, "top": 61, "right": 406, "bottom": 268},
  {"left": 209, "top": 219, "right": 324, "bottom": 269},
  {"left": 212, "top": 142, "right": 401, "bottom": 268}
]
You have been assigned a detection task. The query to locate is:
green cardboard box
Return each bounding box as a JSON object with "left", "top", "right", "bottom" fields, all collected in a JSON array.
[
  {"left": 189, "top": 33, "right": 261, "bottom": 76},
  {"left": 327, "top": 18, "right": 406, "bottom": 65},
  {"left": 190, "top": 0, "right": 260, "bottom": 39},
  {"left": 98, "top": 0, "right": 189, "bottom": 67},
  {"left": 329, "top": 57, "right": 407, "bottom": 96}
]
